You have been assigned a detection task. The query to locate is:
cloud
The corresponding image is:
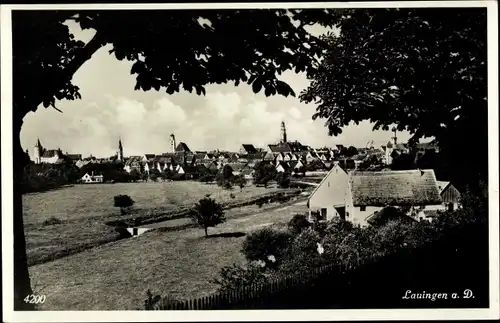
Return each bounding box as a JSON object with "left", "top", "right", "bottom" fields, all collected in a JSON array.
[{"left": 288, "top": 107, "right": 302, "bottom": 120}]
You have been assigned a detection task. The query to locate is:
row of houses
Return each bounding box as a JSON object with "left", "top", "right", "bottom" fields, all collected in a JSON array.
[{"left": 307, "top": 165, "right": 460, "bottom": 227}]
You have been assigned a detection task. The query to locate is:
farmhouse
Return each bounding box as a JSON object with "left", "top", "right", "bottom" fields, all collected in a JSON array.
[
  {"left": 437, "top": 181, "right": 461, "bottom": 211},
  {"left": 80, "top": 172, "right": 104, "bottom": 184},
  {"left": 345, "top": 169, "right": 444, "bottom": 226},
  {"left": 307, "top": 164, "right": 349, "bottom": 222}
]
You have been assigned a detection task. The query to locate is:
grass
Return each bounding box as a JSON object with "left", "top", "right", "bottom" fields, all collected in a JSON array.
[
  {"left": 23, "top": 181, "right": 281, "bottom": 266},
  {"left": 29, "top": 200, "right": 309, "bottom": 310}
]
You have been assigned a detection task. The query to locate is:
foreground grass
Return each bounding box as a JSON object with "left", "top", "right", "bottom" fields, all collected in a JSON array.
[
  {"left": 29, "top": 201, "right": 308, "bottom": 310},
  {"left": 24, "top": 181, "right": 280, "bottom": 266}
]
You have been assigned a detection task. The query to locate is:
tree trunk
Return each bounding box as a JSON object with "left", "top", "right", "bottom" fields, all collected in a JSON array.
[
  {"left": 13, "top": 116, "right": 35, "bottom": 310},
  {"left": 204, "top": 227, "right": 208, "bottom": 238}
]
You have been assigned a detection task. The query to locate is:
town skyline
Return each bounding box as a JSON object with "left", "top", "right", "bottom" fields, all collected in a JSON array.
[{"left": 20, "top": 19, "right": 418, "bottom": 159}]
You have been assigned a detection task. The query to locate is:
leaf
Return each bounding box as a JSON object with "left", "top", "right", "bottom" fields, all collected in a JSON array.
[
  {"left": 252, "top": 78, "right": 262, "bottom": 94},
  {"left": 276, "top": 80, "right": 296, "bottom": 97}
]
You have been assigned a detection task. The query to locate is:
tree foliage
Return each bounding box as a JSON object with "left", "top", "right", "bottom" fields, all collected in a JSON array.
[
  {"left": 113, "top": 194, "right": 135, "bottom": 215},
  {"left": 14, "top": 9, "right": 341, "bottom": 119},
  {"left": 190, "top": 197, "right": 226, "bottom": 237},
  {"left": 253, "top": 162, "right": 276, "bottom": 187},
  {"left": 300, "top": 8, "right": 487, "bottom": 186}
]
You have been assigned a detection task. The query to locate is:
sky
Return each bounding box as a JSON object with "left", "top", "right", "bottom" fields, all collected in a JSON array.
[{"left": 20, "top": 17, "right": 413, "bottom": 159}]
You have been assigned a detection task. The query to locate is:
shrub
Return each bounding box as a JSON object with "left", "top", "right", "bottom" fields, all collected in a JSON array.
[
  {"left": 114, "top": 194, "right": 135, "bottom": 215},
  {"left": 229, "top": 193, "right": 236, "bottom": 199},
  {"left": 242, "top": 227, "right": 292, "bottom": 267},
  {"left": 276, "top": 172, "right": 291, "bottom": 188},
  {"left": 288, "top": 213, "right": 310, "bottom": 235},
  {"left": 213, "top": 263, "right": 268, "bottom": 293},
  {"left": 43, "top": 217, "right": 62, "bottom": 226},
  {"left": 279, "top": 228, "right": 324, "bottom": 275}
]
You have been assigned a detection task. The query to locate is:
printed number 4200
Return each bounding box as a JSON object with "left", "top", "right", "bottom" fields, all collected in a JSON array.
[{"left": 24, "top": 294, "right": 46, "bottom": 304}]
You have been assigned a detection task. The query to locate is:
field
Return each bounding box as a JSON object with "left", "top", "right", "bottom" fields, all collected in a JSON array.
[
  {"left": 23, "top": 181, "right": 281, "bottom": 266},
  {"left": 29, "top": 200, "right": 309, "bottom": 310}
]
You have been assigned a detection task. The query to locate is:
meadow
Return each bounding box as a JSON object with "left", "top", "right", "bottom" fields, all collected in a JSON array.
[
  {"left": 23, "top": 181, "right": 280, "bottom": 266},
  {"left": 29, "top": 200, "right": 309, "bottom": 310}
]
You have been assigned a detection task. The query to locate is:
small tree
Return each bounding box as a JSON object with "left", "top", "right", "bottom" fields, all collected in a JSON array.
[
  {"left": 276, "top": 172, "right": 291, "bottom": 188},
  {"left": 253, "top": 162, "right": 276, "bottom": 187},
  {"left": 114, "top": 194, "right": 135, "bottom": 215},
  {"left": 233, "top": 175, "right": 246, "bottom": 191},
  {"left": 346, "top": 146, "right": 359, "bottom": 157},
  {"left": 190, "top": 197, "right": 226, "bottom": 238}
]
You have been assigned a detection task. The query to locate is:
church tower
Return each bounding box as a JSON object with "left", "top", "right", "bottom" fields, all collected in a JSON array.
[
  {"left": 34, "top": 138, "right": 42, "bottom": 164},
  {"left": 117, "top": 137, "right": 123, "bottom": 161},
  {"left": 280, "top": 121, "right": 287, "bottom": 144},
  {"left": 170, "top": 134, "right": 176, "bottom": 153},
  {"left": 385, "top": 127, "right": 398, "bottom": 165}
]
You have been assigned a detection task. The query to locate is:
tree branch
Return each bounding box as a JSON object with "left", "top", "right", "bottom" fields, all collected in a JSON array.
[{"left": 24, "top": 31, "right": 106, "bottom": 116}]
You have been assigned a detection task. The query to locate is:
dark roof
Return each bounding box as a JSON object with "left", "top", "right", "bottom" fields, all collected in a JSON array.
[
  {"left": 65, "top": 154, "right": 82, "bottom": 161},
  {"left": 268, "top": 143, "right": 292, "bottom": 153},
  {"left": 241, "top": 144, "right": 258, "bottom": 154},
  {"left": 175, "top": 142, "right": 191, "bottom": 152},
  {"left": 247, "top": 152, "right": 266, "bottom": 160},
  {"left": 350, "top": 169, "right": 442, "bottom": 206},
  {"left": 288, "top": 141, "right": 308, "bottom": 152},
  {"left": 144, "top": 154, "right": 156, "bottom": 160},
  {"left": 41, "top": 149, "right": 60, "bottom": 158}
]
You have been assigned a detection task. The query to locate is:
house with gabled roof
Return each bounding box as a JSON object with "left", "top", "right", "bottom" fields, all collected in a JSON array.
[
  {"left": 307, "top": 164, "right": 349, "bottom": 222},
  {"left": 142, "top": 154, "right": 156, "bottom": 162},
  {"left": 80, "top": 171, "right": 104, "bottom": 184},
  {"left": 276, "top": 161, "right": 291, "bottom": 173},
  {"left": 437, "top": 181, "right": 461, "bottom": 211},
  {"left": 267, "top": 143, "right": 293, "bottom": 154},
  {"left": 175, "top": 142, "right": 191, "bottom": 153},
  {"left": 346, "top": 169, "right": 444, "bottom": 226},
  {"left": 239, "top": 144, "right": 258, "bottom": 155}
]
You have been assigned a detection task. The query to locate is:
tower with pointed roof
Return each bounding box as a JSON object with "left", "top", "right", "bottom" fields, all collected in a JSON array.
[
  {"left": 34, "top": 138, "right": 43, "bottom": 164},
  {"left": 170, "top": 134, "right": 176, "bottom": 153},
  {"left": 117, "top": 137, "right": 124, "bottom": 161},
  {"left": 280, "top": 121, "right": 287, "bottom": 144}
]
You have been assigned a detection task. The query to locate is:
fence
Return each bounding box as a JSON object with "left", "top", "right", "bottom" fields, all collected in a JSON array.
[{"left": 149, "top": 224, "right": 489, "bottom": 310}]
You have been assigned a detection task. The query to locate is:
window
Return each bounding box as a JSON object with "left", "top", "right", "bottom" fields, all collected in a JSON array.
[
  {"left": 447, "top": 203, "right": 454, "bottom": 211},
  {"left": 320, "top": 208, "right": 327, "bottom": 221},
  {"left": 360, "top": 206, "right": 366, "bottom": 212},
  {"left": 328, "top": 181, "right": 330, "bottom": 187}
]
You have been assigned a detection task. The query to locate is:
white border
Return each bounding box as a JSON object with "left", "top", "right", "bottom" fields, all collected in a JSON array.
[{"left": 1, "top": 1, "right": 499, "bottom": 322}]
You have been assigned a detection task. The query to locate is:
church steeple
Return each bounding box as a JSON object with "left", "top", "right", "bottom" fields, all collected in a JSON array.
[
  {"left": 280, "top": 121, "right": 287, "bottom": 144},
  {"left": 117, "top": 137, "right": 124, "bottom": 161}
]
